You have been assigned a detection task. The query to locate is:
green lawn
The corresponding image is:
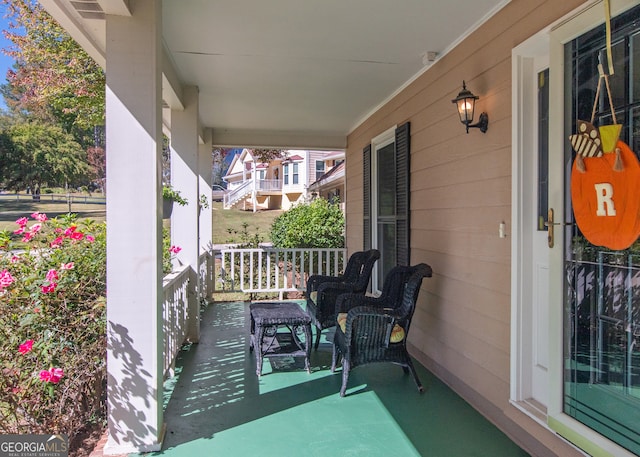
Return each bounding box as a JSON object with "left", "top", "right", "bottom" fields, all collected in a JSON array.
[
  {"left": 0, "top": 196, "right": 282, "bottom": 245},
  {"left": 211, "top": 201, "right": 283, "bottom": 244},
  {"left": 0, "top": 194, "right": 106, "bottom": 231}
]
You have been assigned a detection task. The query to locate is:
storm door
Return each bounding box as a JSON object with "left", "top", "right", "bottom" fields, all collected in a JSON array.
[{"left": 562, "top": 5, "right": 640, "bottom": 454}]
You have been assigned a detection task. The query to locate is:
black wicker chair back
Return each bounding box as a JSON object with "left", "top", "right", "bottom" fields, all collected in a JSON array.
[
  {"left": 331, "top": 263, "right": 432, "bottom": 397},
  {"left": 306, "top": 249, "right": 380, "bottom": 350}
]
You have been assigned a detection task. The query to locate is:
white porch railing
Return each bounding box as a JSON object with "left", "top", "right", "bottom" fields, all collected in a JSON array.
[
  {"left": 162, "top": 264, "right": 190, "bottom": 378},
  {"left": 223, "top": 178, "right": 283, "bottom": 208},
  {"left": 162, "top": 251, "right": 214, "bottom": 378},
  {"left": 199, "top": 251, "right": 213, "bottom": 300},
  {"left": 213, "top": 247, "right": 346, "bottom": 295},
  {"left": 223, "top": 180, "right": 252, "bottom": 208},
  {"left": 255, "top": 178, "right": 282, "bottom": 192}
]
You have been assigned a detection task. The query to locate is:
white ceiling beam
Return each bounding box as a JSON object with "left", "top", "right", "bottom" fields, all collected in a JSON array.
[
  {"left": 97, "top": 0, "right": 131, "bottom": 16},
  {"left": 162, "top": 46, "right": 184, "bottom": 111},
  {"left": 211, "top": 129, "right": 347, "bottom": 150},
  {"left": 38, "top": 0, "right": 106, "bottom": 68}
]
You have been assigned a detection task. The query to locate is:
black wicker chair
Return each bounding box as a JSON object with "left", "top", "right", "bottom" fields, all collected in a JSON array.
[
  {"left": 331, "top": 263, "right": 432, "bottom": 397},
  {"left": 306, "top": 249, "right": 380, "bottom": 350}
]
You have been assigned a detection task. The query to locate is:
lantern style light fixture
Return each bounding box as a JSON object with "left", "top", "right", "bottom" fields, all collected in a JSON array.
[{"left": 451, "top": 81, "right": 489, "bottom": 134}]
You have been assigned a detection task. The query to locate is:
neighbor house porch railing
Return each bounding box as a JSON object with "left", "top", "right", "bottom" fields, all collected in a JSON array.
[
  {"left": 223, "top": 178, "right": 283, "bottom": 208},
  {"left": 223, "top": 180, "right": 252, "bottom": 208},
  {"left": 255, "top": 178, "right": 282, "bottom": 192},
  {"left": 212, "top": 247, "right": 346, "bottom": 296},
  {"left": 162, "top": 251, "right": 214, "bottom": 378}
]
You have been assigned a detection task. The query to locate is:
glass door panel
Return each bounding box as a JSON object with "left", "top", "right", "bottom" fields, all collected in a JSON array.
[{"left": 564, "top": 5, "right": 640, "bottom": 453}]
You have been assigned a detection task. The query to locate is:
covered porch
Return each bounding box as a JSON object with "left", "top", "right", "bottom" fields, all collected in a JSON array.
[
  {"left": 121, "top": 300, "right": 529, "bottom": 457},
  {"left": 37, "top": 0, "right": 640, "bottom": 456}
]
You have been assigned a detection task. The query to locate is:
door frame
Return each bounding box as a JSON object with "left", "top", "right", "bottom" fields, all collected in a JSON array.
[{"left": 511, "top": 30, "right": 551, "bottom": 422}]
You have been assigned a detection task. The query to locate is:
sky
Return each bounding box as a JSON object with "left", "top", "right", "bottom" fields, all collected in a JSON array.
[{"left": 0, "top": 4, "right": 15, "bottom": 110}]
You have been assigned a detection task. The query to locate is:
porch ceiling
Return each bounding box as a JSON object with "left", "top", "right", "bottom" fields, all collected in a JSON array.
[{"left": 40, "top": 0, "right": 509, "bottom": 149}]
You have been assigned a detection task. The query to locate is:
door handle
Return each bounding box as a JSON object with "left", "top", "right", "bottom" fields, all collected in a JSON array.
[{"left": 544, "top": 208, "right": 571, "bottom": 248}]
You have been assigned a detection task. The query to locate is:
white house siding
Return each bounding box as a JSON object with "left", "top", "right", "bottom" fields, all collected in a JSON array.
[{"left": 345, "top": 1, "right": 587, "bottom": 455}]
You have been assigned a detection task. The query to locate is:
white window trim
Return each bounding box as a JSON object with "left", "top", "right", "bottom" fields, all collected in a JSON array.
[{"left": 370, "top": 126, "right": 396, "bottom": 292}]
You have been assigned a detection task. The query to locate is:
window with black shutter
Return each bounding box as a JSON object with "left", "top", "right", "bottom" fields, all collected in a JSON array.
[{"left": 363, "top": 122, "right": 410, "bottom": 291}]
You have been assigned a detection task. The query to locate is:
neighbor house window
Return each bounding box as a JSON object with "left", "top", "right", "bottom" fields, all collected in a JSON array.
[
  {"left": 316, "top": 160, "right": 325, "bottom": 180},
  {"left": 283, "top": 164, "right": 289, "bottom": 185},
  {"left": 293, "top": 163, "right": 299, "bottom": 184}
]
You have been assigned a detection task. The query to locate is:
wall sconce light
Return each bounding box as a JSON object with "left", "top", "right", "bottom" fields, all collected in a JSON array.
[{"left": 451, "top": 81, "right": 489, "bottom": 134}]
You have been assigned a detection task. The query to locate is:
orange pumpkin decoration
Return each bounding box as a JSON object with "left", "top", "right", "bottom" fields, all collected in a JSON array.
[{"left": 571, "top": 140, "right": 640, "bottom": 250}]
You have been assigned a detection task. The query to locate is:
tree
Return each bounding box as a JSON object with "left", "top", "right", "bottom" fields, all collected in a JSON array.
[
  {"left": 270, "top": 198, "right": 345, "bottom": 248},
  {"left": 252, "top": 149, "right": 286, "bottom": 163},
  {"left": 86, "top": 145, "right": 105, "bottom": 192},
  {"left": 1, "top": 0, "right": 105, "bottom": 131},
  {"left": 0, "top": 120, "right": 89, "bottom": 191}
]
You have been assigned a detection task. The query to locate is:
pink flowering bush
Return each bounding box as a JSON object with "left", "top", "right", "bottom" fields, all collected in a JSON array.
[{"left": 0, "top": 212, "right": 106, "bottom": 443}]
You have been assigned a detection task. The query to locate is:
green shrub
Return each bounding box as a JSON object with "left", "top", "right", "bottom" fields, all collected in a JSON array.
[
  {"left": 0, "top": 213, "right": 106, "bottom": 445},
  {"left": 270, "top": 198, "right": 344, "bottom": 248}
]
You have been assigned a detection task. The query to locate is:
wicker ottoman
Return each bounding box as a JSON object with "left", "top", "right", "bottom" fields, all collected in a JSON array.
[{"left": 249, "top": 302, "right": 312, "bottom": 377}]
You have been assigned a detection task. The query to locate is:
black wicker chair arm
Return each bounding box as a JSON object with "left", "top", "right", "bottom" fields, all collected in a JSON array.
[
  {"left": 335, "top": 292, "right": 386, "bottom": 314},
  {"left": 306, "top": 274, "right": 345, "bottom": 295},
  {"left": 341, "top": 306, "right": 402, "bottom": 347},
  {"left": 317, "top": 280, "right": 358, "bottom": 295}
]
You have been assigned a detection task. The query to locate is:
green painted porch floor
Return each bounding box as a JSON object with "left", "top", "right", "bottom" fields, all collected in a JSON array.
[{"left": 148, "top": 301, "right": 530, "bottom": 457}]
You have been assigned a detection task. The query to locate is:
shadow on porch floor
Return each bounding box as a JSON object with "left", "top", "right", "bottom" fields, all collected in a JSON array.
[{"left": 145, "top": 301, "right": 529, "bottom": 457}]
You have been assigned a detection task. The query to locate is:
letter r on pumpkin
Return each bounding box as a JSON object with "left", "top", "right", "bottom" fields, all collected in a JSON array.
[{"left": 594, "top": 183, "right": 617, "bottom": 216}]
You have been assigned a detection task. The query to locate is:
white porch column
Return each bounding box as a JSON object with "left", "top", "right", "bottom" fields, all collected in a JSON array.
[
  {"left": 104, "top": 0, "right": 164, "bottom": 454},
  {"left": 170, "top": 85, "right": 200, "bottom": 342},
  {"left": 198, "top": 129, "right": 213, "bottom": 297},
  {"left": 252, "top": 161, "right": 257, "bottom": 213}
]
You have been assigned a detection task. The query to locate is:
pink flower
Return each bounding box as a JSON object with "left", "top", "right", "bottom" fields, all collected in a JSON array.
[
  {"left": 60, "top": 262, "right": 74, "bottom": 271},
  {"left": 41, "top": 282, "right": 57, "bottom": 294},
  {"left": 45, "top": 269, "right": 59, "bottom": 282},
  {"left": 39, "top": 367, "right": 64, "bottom": 384},
  {"left": 169, "top": 245, "right": 182, "bottom": 254},
  {"left": 29, "top": 223, "right": 42, "bottom": 234},
  {"left": 0, "top": 270, "right": 15, "bottom": 291},
  {"left": 15, "top": 217, "right": 28, "bottom": 227},
  {"left": 13, "top": 226, "right": 24, "bottom": 235},
  {"left": 70, "top": 231, "right": 84, "bottom": 241},
  {"left": 31, "top": 212, "right": 47, "bottom": 222},
  {"left": 50, "top": 236, "right": 64, "bottom": 248},
  {"left": 21, "top": 232, "right": 34, "bottom": 243},
  {"left": 85, "top": 235, "right": 95, "bottom": 243},
  {"left": 10, "top": 255, "right": 19, "bottom": 264},
  {"left": 64, "top": 226, "right": 77, "bottom": 236},
  {"left": 18, "top": 340, "right": 34, "bottom": 355}
]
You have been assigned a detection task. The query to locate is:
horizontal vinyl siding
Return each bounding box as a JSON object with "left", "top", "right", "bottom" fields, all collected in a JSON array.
[
  {"left": 345, "top": 0, "right": 587, "bottom": 455},
  {"left": 345, "top": 145, "right": 364, "bottom": 253}
]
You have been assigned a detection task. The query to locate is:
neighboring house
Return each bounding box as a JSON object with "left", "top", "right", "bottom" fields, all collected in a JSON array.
[
  {"left": 222, "top": 149, "right": 342, "bottom": 211},
  {"left": 308, "top": 151, "right": 345, "bottom": 210}
]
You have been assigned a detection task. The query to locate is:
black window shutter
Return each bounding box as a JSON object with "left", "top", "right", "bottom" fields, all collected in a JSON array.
[
  {"left": 395, "top": 122, "right": 410, "bottom": 266},
  {"left": 363, "top": 144, "right": 371, "bottom": 251}
]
